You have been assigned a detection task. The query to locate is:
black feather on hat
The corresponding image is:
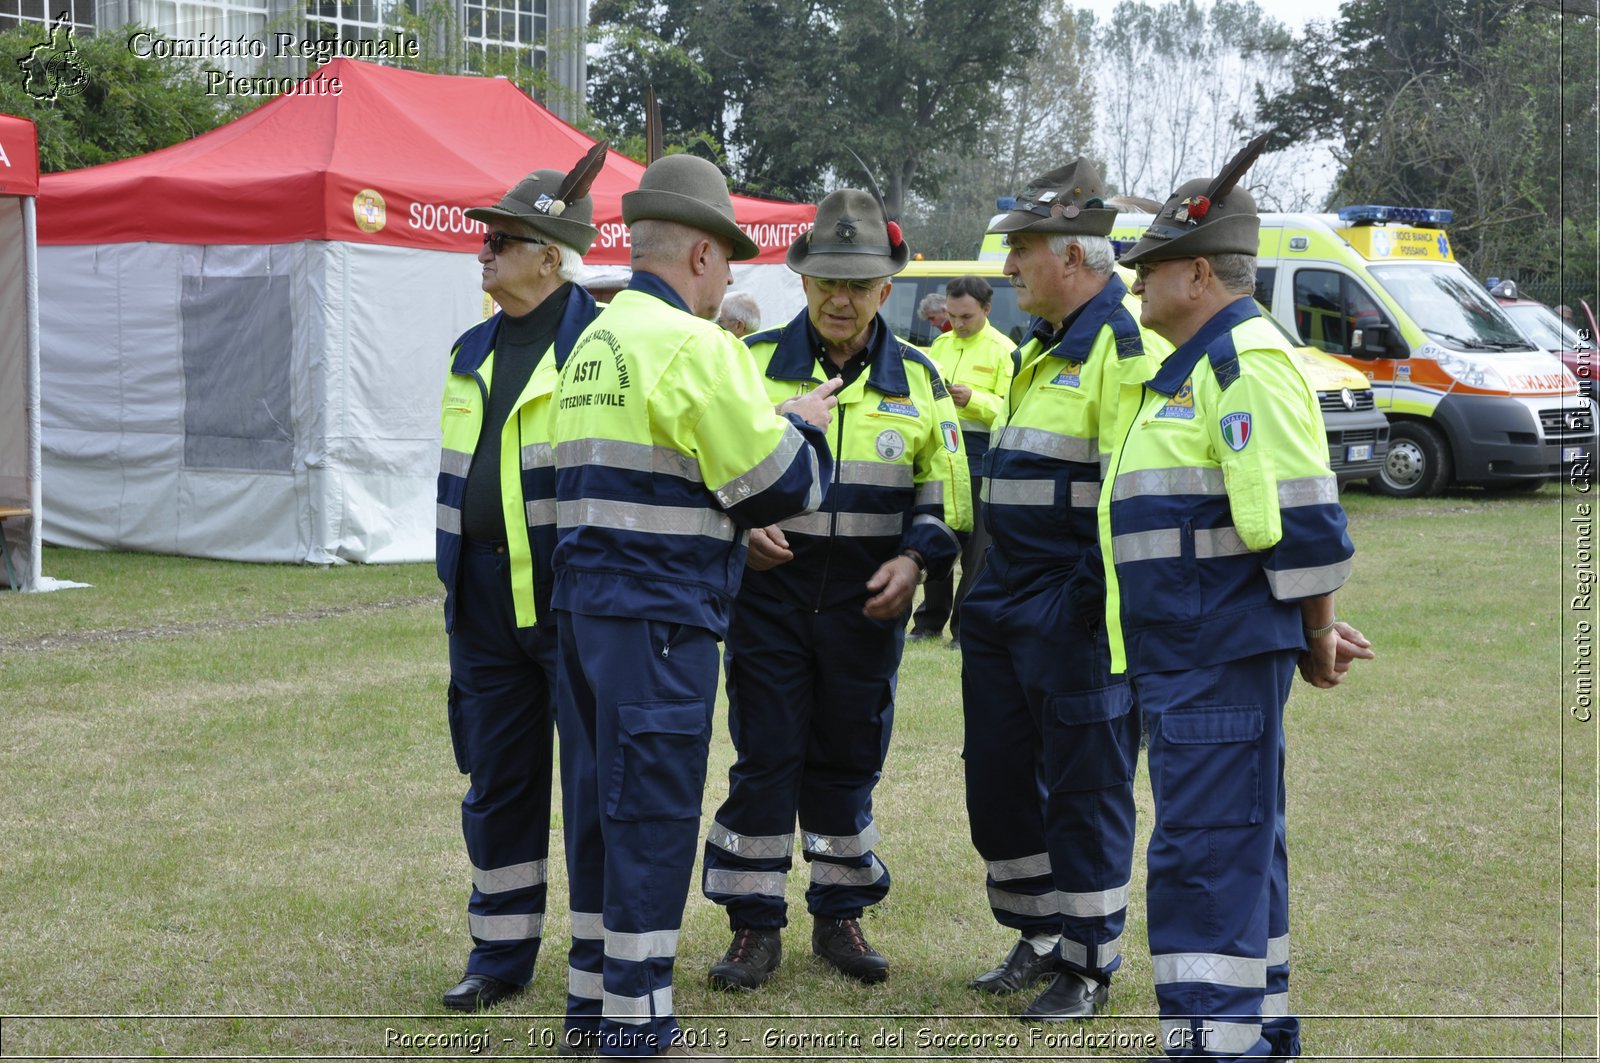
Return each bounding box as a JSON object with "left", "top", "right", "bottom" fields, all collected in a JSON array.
[{"left": 1119, "top": 133, "right": 1269, "bottom": 265}]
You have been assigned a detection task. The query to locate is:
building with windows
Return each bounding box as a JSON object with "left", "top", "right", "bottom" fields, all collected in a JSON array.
[{"left": 2, "top": 0, "right": 585, "bottom": 121}]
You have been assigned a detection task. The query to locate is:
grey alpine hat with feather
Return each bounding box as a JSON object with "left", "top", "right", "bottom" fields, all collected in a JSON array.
[{"left": 466, "top": 141, "right": 608, "bottom": 255}]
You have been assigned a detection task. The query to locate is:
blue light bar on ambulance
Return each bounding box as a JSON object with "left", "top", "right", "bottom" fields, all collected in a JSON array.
[{"left": 1337, "top": 204, "right": 1453, "bottom": 227}]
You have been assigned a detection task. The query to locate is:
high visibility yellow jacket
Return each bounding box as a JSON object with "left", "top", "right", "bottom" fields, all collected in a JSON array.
[
  {"left": 926, "top": 320, "right": 1017, "bottom": 468},
  {"left": 742, "top": 310, "right": 972, "bottom": 610},
  {"left": 436, "top": 285, "right": 600, "bottom": 632},
  {"left": 1099, "top": 297, "right": 1354, "bottom": 675},
  {"left": 549, "top": 272, "right": 834, "bottom": 636},
  {"left": 982, "top": 275, "right": 1167, "bottom": 586}
]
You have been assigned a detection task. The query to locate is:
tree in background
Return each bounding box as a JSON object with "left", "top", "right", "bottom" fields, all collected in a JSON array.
[
  {"left": 586, "top": 0, "right": 1038, "bottom": 214},
  {"left": 1259, "top": 0, "right": 1596, "bottom": 300},
  {"left": 0, "top": 23, "right": 251, "bottom": 172}
]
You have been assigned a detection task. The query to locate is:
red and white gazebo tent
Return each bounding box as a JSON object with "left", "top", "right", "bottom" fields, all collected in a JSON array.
[
  {"left": 0, "top": 113, "right": 41, "bottom": 590},
  {"left": 35, "top": 60, "right": 814, "bottom": 563}
]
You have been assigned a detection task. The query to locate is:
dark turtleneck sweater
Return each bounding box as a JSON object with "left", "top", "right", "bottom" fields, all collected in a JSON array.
[{"left": 461, "top": 283, "right": 571, "bottom": 542}]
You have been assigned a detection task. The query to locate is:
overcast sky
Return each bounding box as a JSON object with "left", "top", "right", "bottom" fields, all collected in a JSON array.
[{"left": 1072, "top": 0, "right": 1346, "bottom": 30}]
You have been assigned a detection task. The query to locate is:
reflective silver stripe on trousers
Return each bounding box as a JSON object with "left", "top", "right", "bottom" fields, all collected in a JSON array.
[
  {"left": 556, "top": 438, "right": 703, "bottom": 482},
  {"left": 999, "top": 425, "right": 1098, "bottom": 464},
  {"left": 441, "top": 447, "right": 472, "bottom": 478},
  {"left": 986, "top": 852, "right": 1052, "bottom": 882},
  {"left": 604, "top": 928, "right": 679, "bottom": 962},
  {"left": 570, "top": 911, "right": 603, "bottom": 940},
  {"left": 913, "top": 513, "right": 960, "bottom": 555},
  {"left": 558, "top": 498, "right": 735, "bottom": 541},
  {"left": 838, "top": 460, "right": 914, "bottom": 489},
  {"left": 521, "top": 441, "right": 554, "bottom": 471},
  {"left": 1111, "top": 465, "right": 1226, "bottom": 501},
  {"left": 983, "top": 478, "right": 1055, "bottom": 506},
  {"left": 1152, "top": 951, "right": 1267, "bottom": 989},
  {"left": 1261, "top": 990, "right": 1289, "bottom": 1016},
  {"left": 1160, "top": 1018, "right": 1262, "bottom": 1056},
  {"left": 468, "top": 912, "right": 543, "bottom": 941},
  {"left": 602, "top": 986, "right": 672, "bottom": 1026},
  {"left": 914, "top": 480, "right": 945, "bottom": 507},
  {"left": 438, "top": 503, "right": 462, "bottom": 535},
  {"left": 1057, "top": 881, "right": 1129, "bottom": 918},
  {"left": 526, "top": 498, "right": 556, "bottom": 527},
  {"left": 1277, "top": 474, "right": 1338, "bottom": 508},
  {"left": 568, "top": 966, "right": 604, "bottom": 1000},
  {"left": 803, "top": 821, "right": 881, "bottom": 857},
  {"left": 1264, "top": 557, "right": 1352, "bottom": 599},
  {"left": 1070, "top": 481, "right": 1101, "bottom": 508},
  {"left": 777, "top": 511, "right": 904, "bottom": 538},
  {"left": 1266, "top": 934, "right": 1289, "bottom": 967},
  {"left": 987, "top": 886, "right": 1057, "bottom": 917},
  {"left": 810, "top": 855, "right": 886, "bottom": 887},
  {"left": 1059, "top": 932, "right": 1122, "bottom": 970},
  {"left": 706, "top": 820, "right": 794, "bottom": 860},
  {"left": 703, "top": 868, "right": 789, "bottom": 897},
  {"left": 1111, "top": 526, "right": 1254, "bottom": 563},
  {"left": 716, "top": 425, "right": 807, "bottom": 509},
  {"left": 471, "top": 859, "right": 547, "bottom": 895}
]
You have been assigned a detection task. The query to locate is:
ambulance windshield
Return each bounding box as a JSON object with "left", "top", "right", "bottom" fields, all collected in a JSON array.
[{"left": 1368, "top": 263, "right": 1535, "bottom": 354}]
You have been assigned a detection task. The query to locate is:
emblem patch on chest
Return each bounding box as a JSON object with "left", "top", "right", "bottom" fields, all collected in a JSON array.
[
  {"left": 1155, "top": 378, "right": 1196, "bottom": 419},
  {"left": 1050, "top": 362, "right": 1082, "bottom": 387},
  {"left": 877, "top": 396, "right": 920, "bottom": 417},
  {"left": 876, "top": 429, "right": 907, "bottom": 461}
]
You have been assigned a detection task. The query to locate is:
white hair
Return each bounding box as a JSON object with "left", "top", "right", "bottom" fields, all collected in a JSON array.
[
  {"left": 719, "top": 291, "right": 761, "bottom": 331},
  {"left": 1206, "top": 253, "right": 1258, "bottom": 296},
  {"left": 1045, "top": 233, "right": 1115, "bottom": 275},
  {"left": 505, "top": 219, "right": 586, "bottom": 282}
]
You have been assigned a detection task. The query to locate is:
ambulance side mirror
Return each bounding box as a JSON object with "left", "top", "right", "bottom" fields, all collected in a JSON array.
[{"left": 1354, "top": 322, "right": 1398, "bottom": 359}]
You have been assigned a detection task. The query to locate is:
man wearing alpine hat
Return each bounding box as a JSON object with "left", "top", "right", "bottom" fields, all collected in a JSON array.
[
  {"left": 550, "top": 153, "right": 840, "bottom": 1057},
  {"left": 1107, "top": 135, "right": 1373, "bottom": 1059},
  {"left": 699, "top": 187, "right": 969, "bottom": 991},
  {"left": 434, "top": 146, "right": 608, "bottom": 1012},
  {"left": 959, "top": 158, "right": 1167, "bottom": 1023}
]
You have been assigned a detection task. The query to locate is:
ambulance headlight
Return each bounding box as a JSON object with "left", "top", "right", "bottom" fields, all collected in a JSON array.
[{"left": 1434, "top": 350, "right": 1508, "bottom": 391}]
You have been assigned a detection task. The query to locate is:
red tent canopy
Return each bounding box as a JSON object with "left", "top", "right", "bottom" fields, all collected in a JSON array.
[
  {"left": 36, "top": 60, "right": 812, "bottom": 264},
  {"left": 0, "top": 114, "right": 39, "bottom": 196}
]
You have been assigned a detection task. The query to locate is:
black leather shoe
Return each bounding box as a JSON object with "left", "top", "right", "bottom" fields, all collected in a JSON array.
[
  {"left": 1019, "top": 972, "right": 1109, "bottom": 1021},
  {"left": 969, "top": 938, "right": 1056, "bottom": 994},
  {"left": 441, "top": 972, "right": 521, "bottom": 1012},
  {"left": 709, "top": 926, "right": 782, "bottom": 990},
  {"left": 812, "top": 916, "right": 889, "bottom": 983},
  {"left": 907, "top": 628, "right": 941, "bottom": 641}
]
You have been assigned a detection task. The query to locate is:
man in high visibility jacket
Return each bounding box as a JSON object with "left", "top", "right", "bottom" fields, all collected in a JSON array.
[
  {"left": 1109, "top": 140, "right": 1374, "bottom": 1060},
  {"left": 700, "top": 188, "right": 970, "bottom": 991},
  {"left": 550, "top": 154, "right": 840, "bottom": 1059},
  {"left": 910, "top": 274, "right": 1016, "bottom": 644},
  {"left": 959, "top": 159, "right": 1169, "bottom": 1023},
  {"left": 434, "top": 155, "right": 606, "bottom": 1013}
]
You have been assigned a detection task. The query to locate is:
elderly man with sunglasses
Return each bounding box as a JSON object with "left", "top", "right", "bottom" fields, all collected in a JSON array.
[{"left": 432, "top": 155, "right": 607, "bottom": 1012}]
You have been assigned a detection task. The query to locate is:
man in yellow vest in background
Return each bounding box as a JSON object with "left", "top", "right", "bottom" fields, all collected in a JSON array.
[
  {"left": 434, "top": 152, "right": 606, "bottom": 1012},
  {"left": 910, "top": 274, "right": 1015, "bottom": 645}
]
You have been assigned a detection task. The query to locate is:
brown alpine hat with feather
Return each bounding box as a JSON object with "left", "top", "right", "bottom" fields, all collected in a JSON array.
[
  {"left": 467, "top": 141, "right": 609, "bottom": 255},
  {"left": 1118, "top": 133, "right": 1270, "bottom": 265}
]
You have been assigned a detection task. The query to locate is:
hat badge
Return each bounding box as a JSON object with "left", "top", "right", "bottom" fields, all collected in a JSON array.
[{"left": 835, "top": 215, "right": 859, "bottom": 243}]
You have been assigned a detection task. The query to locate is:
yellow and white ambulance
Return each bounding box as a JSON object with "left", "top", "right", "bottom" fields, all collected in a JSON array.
[{"left": 1111, "top": 204, "right": 1593, "bottom": 497}]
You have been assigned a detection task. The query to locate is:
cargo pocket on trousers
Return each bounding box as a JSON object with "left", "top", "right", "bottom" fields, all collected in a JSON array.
[
  {"left": 1157, "top": 706, "right": 1264, "bottom": 828},
  {"left": 446, "top": 680, "right": 470, "bottom": 775},
  {"left": 1046, "top": 683, "right": 1136, "bottom": 791},
  {"left": 608, "top": 699, "right": 712, "bottom": 822}
]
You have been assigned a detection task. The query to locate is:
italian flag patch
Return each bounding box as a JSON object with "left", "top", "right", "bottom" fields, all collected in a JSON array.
[{"left": 1220, "top": 411, "right": 1252, "bottom": 451}]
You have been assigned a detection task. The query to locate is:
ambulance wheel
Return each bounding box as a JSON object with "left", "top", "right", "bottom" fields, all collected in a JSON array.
[{"left": 1373, "top": 422, "right": 1450, "bottom": 498}]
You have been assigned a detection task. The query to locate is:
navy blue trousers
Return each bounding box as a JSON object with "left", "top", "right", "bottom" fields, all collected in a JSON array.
[
  {"left": 702, "top": 588, "right": 900, "bottom": 927},
  {"left": 556, "top": 612, "right": 718, "bottom": 1057},
  {"left": 958, "top": 561, "right": 1139, "bottom": 983},
  {"left": 1135, "top": 649, "right": 1299, "bottom": 1060},
  {"left": 446, "top": 539, "right": 557, "bottom": 984}
]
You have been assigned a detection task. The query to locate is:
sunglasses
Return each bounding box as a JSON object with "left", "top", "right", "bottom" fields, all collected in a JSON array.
[{"left": 482, "top": 231, "right": 546, "bottom": 254}]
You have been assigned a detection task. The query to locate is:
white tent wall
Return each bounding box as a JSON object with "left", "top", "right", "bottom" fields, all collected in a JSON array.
[
  {"left": 0, "top": 195, "right": 41, "bottom": 590},
  {"left": 39, "top": 238, "right": 799, "bottom": 564}
]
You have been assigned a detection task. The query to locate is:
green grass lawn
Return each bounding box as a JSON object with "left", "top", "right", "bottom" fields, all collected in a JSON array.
[{"left": 0, "top": 486, "right": 1591, "bottom": 1060}]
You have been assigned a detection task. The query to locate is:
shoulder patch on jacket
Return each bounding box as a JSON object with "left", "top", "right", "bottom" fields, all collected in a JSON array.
[{"left": 1107, "top": 305, "right": 1145, "bottom": 360}]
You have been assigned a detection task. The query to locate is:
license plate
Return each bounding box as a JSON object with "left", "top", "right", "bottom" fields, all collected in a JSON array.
[
  {"left": 1565, "top": 446, "right": 1588, "bottom": 463},
  {"left": 1345, "top": 444, "right": 1372, "bottom": 462}
]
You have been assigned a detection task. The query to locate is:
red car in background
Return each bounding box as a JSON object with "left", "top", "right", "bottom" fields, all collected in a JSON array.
[{"left": 1490, "top": 281, "right": 1598, "bottom": 401}]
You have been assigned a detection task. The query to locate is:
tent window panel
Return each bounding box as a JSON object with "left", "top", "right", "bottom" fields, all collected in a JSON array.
[{"left": 180, "top": 275, "right": 294, "bottom": 473}]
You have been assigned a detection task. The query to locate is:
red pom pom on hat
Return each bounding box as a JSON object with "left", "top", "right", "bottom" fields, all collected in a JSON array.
[{"left": 886, "top": 221, "right": 903, "bottom": 247}]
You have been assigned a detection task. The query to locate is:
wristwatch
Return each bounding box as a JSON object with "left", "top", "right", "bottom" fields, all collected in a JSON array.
[
  {"left": 900, "top": 549, "right": 928, "bottom": 585},
  {"left": 1304, "top": 619, "right": 1337, "bottom": 639}
]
